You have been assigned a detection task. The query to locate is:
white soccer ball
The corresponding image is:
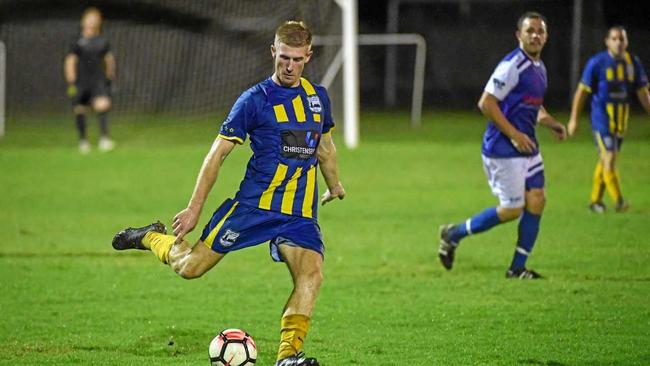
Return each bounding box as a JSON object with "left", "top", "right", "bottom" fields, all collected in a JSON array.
[{"left": 208, "top": 328, "right": 257, "bottom": 366}]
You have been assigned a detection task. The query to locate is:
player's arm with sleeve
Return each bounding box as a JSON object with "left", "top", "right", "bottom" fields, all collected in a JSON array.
[
  {"left": 537, "top": 105, "right": 567, "bottom": 140},
  {"left": 64, "top": 43, "right": 79, "bottom": 97},
  {"left": 172, "top": 93, "right": 254, "bottom": 241},
  {"left": 317, "top": 92, "right": 345, "bottom": 205},
  {"left": 103, "top": 42, "right": 116, "bottom": 83},
  {"left": 568, "top": 58, "right": 596, "bottom": 136},
  {"left": 633, "top": 56, "right": 650, "bottom": 114},
  {"left": 478, "top": 60, "right": 536, "bottom": 154}
]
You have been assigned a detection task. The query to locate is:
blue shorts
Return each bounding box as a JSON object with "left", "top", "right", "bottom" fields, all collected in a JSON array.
[
  {"left": 199, "top": 199, "right": 324, "bottom": 262},
  {"left": 593, "top": 130, "right": 623, "bottom": 153}
]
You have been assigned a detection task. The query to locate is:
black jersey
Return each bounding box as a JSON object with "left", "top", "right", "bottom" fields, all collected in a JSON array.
[{"left": 68, "top": 35, "right": 110, "bottom": 85}]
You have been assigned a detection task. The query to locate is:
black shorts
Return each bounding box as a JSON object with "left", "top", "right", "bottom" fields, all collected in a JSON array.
[{"left": 71, "top": 80, "right": 111, "bottom": 106}]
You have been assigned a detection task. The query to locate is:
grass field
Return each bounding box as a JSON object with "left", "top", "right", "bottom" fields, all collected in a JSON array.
[{"left": 1, "top": 110, "right": 649, "bottom": 365}]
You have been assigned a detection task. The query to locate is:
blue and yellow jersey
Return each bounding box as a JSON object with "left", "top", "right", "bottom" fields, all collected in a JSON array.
[
  {"left": 580, "top": 51, "right": 649, "bottom": 137},
  {"left": 218, "top": 77, "right": 334, "bottom": 220}
]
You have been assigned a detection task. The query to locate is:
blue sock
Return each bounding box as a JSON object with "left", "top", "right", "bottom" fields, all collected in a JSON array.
[
  {"left": 510, "top": 210, "right": 541, "bottom": 270},
  {"left": 449, "top": 207, "right": 501, "bottom": 244}
]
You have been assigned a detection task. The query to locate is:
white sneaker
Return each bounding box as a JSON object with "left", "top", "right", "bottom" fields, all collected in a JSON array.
[
  {"left": 79, "top": 139, "right": 91, "bottom": 154},
  {"left": 98, "top": 137, "right": 115, "bottom": 152}
]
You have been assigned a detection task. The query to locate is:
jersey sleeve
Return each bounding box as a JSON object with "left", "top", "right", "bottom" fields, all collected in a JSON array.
[
  {"left": 484, "top": 59, "right": 519, "bottom": 101},
  {"left": 67, "top": 40, "right": 80, "bottom": 56},
  {"left": 633, "top": 56, "right": 649, "bottom": 91},
  {"left": 218, "top": 91, "right": 257, "bottom": 144},
  {"left": 580, "top": 57, "right": 598, "bottom": 93},
  {"left": 321, "top": 90, "right": 335, "bottom": 134}
]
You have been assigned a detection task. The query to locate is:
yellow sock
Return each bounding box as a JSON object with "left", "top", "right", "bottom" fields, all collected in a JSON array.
[
  {"left": 590, "top": 162, "right": 605, "bottom": 203},
  {"left": 603, "top": 170, "right": 622, "bottom": 203},
  {"left": 142, "top": 232, "right": 175, "bottom": 264},
  {"left": 277, "top": 314, "right": 310, "bottom": 361}
]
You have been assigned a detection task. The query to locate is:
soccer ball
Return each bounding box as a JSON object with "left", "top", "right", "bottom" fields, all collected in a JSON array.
[{"left": 208, "top": 329, "right": 257, "bottom": 366}]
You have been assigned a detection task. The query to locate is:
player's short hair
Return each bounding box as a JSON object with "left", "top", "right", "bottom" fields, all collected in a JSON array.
[
  {"left": 517, "top": 11, "right": 547, "bottom": 30},
  {"left": 274, "top": 21, "right": 312, "bottom": 47},
  {"left": 82, "top": 6, "right": 102, "bottom": 20},
  {"left": 606, "top": 25, "right": 627, "bottom": 38}
]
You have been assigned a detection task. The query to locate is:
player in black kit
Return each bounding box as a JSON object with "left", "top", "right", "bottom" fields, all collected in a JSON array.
[{"left": 64, "top": 7, "right": 116, "bottom": 153}]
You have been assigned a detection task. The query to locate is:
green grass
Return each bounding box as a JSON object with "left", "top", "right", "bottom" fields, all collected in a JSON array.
[{"left": 1, "top": 110, "right": 649, "bottom": 365}]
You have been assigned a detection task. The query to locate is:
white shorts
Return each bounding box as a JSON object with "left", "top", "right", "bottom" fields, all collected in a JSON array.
[{"left": 482, "top": 154, "right": 545, "bottom": 209}]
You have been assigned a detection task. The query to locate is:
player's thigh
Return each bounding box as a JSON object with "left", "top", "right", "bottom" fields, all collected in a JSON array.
[
  {"left": 92, "top": 96, "right": 112, "bottom": 113},
  {"left": 482, "top": 155, "right": 527, "bottom": 209},
  {"left": 73, "top": 105, "right": 89, "bottom": 115},
  {"left": 593, "top": 131, "right": 618, "bottom": 169},
  {"left": 185, "top": 240, "right": 225, "bottom": 273},
  {"left": 278, "top": 244, "right": 323, "bottom": 284}
]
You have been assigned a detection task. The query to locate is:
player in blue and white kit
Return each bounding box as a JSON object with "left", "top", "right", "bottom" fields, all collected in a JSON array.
[
  {"left": 568, "top": 26, "right": 650, "bottom": 213},
  {"left": 112, "top": 21, "right": 344, "bottom": 366},
  {"left": 438, "top": 12, "right": 566, "bottom": 279}
]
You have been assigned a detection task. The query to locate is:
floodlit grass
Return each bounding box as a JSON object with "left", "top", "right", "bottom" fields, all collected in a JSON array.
[{"left": 1, "top": 110, "right": 649, "bottom": 365}]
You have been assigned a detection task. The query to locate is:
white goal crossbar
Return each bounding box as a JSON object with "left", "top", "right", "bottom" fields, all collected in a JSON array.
[{"left": 313, "top": 33, "right": 427, "bottom": 130}]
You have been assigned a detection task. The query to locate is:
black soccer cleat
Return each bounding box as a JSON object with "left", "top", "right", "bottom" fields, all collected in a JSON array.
[
  {"left": 112, "top": 221, "right": 167, "bottom": 251},
  {"left": 438, "top": 224, "right": 458, "bottom": 270},
  {"left": 588, "top": 201, "right": 606, "bottom": 213},
  {"left": 506, "top": 268, "right": 542, "bottom": 279},
  {"left": 275, "top": 352, "right": 320, "bottom": 366},
  {"left": 615, "top": 199, "right": 630, "bottom": 213}
]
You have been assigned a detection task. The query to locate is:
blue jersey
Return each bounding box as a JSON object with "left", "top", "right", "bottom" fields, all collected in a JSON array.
[
  {"left": 482, "top": 48, "right": 547, "bottom": 158},
  {"left": 580, "top": 51, "right": 648, "bottom": 137},
  {"left": 218, "top": 77, "right": 334, "bottom": 220}
]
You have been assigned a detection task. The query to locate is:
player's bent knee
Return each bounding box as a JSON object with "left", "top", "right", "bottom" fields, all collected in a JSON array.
[
  {"left": 93, "top": 97, "right": 111, "bottom": 113},
  {"left": 497, "top": 206, "right": 524, "bottom": 222},
  {"left": 175, "top": 262, "right": 206, "bottom": 280}
]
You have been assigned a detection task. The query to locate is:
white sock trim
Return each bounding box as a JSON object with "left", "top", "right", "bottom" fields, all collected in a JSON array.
[
  {"left": 516, "top": 246, "right": 530, "bottom": 256},
  {"left": 465, "top": 219, "right": 472, "bottom": 236}
]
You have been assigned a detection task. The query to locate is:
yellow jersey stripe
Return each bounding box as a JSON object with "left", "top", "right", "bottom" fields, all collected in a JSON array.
[
  {"left": 579, "top": 82, "right": 592, "bottom": 93},
  {"left": 300, "top": 77, "right": 317, "bottom": 95},
  {"left": 274, "top": 104, "right": 289, "bottom": 122},
  {"left": 606, "top": 103, "right": 615, "bottom": 133},
  {"left": 203, "top": 202, "right": 239, "bottom": 248},
  {"left": 301, "top": 166, "right": 316, "bottom": 218},
  {"left": 281, "top": 167, "right": 303, "bottom": 215},
  {"left": 313, "top": 113, "right": 321, "bottom": 122},
  {"left": 606, "top": 68, "right": 614, "bottom": 81},
  {"left": 617, "top": 104, "right": 624, "bottom": 134},
  {"left": 259, "top": 164, "right": 288, "bottom": 210},
  {"left": 625, "top": 52, "right": 634, "bottom": 82},
  {"left": 292, "top": 95, "right": 306, "bottom": 122},
  {"left": 218, "top": 134, "right": 244, "bottom": 144},
  {"left": 616, "top": 64, "right": 625, "bottom": 82}
]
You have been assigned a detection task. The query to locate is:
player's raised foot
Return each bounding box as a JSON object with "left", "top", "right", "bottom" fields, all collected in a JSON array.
[
  {"left": 588, "top": 201, "right": 606, "bottom": 213},
  {"left": 438, "top": 224, "right": 458, "bottom": 270},
  {"left": 112, "top": 221, "right": 166, "bottom": 251},
  {"left": 275, "top": 353, "right": 319, "bottom": 366},
  {"left": 615, "top": 199, "right": 630, "bottom": 213},
  {"left": 506, "top": 268, "right": 542, "bottom": 279}
]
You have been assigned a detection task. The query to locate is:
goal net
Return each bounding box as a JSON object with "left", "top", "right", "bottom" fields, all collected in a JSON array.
[{"left": 0, "top": 0, "right": 343, "bottom": 122}]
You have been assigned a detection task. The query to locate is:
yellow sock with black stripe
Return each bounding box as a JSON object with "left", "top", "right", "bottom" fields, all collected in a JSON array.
[
  {"left": 603, "top": 170, "right": 622, "bottom": 203},
  {"left": 277, "top": 314, "right": 310, "bottom": 361},
  {"left": 142, "top": 232, "right": 175, "bottom": 264},
  {"left": 590, "top": 162, "right": 605, "bottom": 203}
]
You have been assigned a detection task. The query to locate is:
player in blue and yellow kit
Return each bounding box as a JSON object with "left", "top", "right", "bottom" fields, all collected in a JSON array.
[
  {"left": 112, "top": 21, "right": 345, "bottom": 366},
  {"left": 438, "top": 12, "right": 567, "bottom": 279},
  {"left": 568, "top": 26, "right": 650, "bottom": 213}
]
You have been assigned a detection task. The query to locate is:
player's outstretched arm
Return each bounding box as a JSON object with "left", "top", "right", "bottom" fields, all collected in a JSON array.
[
  {"left": 317, "top": 132, "right": 345, "bottom": 206},
  {"left": 538, "top": 106, "right": 567, "bottom": 141},
  {"left": 568, "top": 85, "right": 589, "bottom": 136},
  {"left": 478, "top": 91, "right": 536, "bottom": 153},
  {"left": 172, "top": 137, "right": 236, "bottom": 242},
  {"left": 637, "top": 87, "right": 650, "bottom": 115},
  {"left": 64, "top": 54, "right": 78, "bottom": 97},
  {"left": 104, "top": 52, "right": 116, "bottom": 82}
]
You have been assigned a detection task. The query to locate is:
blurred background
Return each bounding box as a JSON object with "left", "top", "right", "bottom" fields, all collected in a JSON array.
[{"left": 0, "top": 0, "right": 648, "bottom": 122}]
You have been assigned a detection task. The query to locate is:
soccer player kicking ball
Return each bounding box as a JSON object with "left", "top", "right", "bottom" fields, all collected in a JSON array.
[
  {"left": 112, "top": 21, "right": 345, "bottom": 366},
  {"left": 64, "top": 7, "right": 116, "bottom": 153},
  {"left": 568, "top": 26, "right": 650, "bottom": 213},
  {"left": 438, "top": 12, "right": 566, "bottom": 279}
]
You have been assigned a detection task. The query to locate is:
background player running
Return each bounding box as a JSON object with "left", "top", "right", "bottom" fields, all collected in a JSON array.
[
  {"left": 112, "top": 21, "right": 344, "bottom": 366},
  {"left": 438, "top": 12, "right": 566, "bottom": 279},
  {"left": 64, "top": 7, "right": 116, "bottom": 153},
  {"left": 568, "top": 26, "right": 650, "bottom": 213}
]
